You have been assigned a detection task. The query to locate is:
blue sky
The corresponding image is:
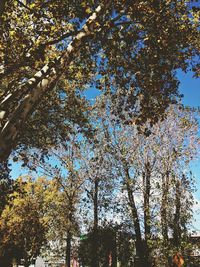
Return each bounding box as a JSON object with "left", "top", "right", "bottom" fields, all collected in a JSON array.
[
  {"left": 83, "top": 71, "right": 200, "bottom": 231},
  {"left": 178, "top": 71, "right": 200, "bottom": 108},
  {"left": 10, "top": 70, "right": 200, "bottom": 230},
  {"left": 178, "top": 70, "right": 200, "bottom": 231}
]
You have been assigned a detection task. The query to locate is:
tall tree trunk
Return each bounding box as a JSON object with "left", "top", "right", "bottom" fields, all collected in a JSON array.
[
  {"left": 173, "top": 180, "right": 181, "bottom": 248},
  {"left": 0, "top": 0, "right": 7, "bottom": 17},
  {"left": 66, "top": 197, "right": 73, "bottom": 267},
  {"left": 92, "top": 177, "right": 99, "bottom": 267},
  {"left": 0, "top": 256, "right": 12, "bottom": 267},
  {"left": 161, "top": 171, "right": 170, "bottom": 241},
  {"left": 0, "top": 2, "right": 111, "bottom": 162},
  {"left": 143, "top": 162, "right": 152, "bottom": 267},
  {"left": 24, "top": 237, "right": 29, "bottom": 267},
  {"left": 94, "top": 177, "right": 99, "bottom": 230},
  {"left": 66, "top": 231, "right": 72, "bottom": 267},
  {"left": 123, "top": 162, "right": 145, "bottom": 267},
  {"left": 161, "top": 171, "right": 170, "bottom": 266}
]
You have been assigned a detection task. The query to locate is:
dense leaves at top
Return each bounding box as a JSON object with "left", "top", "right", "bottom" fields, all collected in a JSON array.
[{"left": 0, "top": 0, "right": 199, "bottom": 158}]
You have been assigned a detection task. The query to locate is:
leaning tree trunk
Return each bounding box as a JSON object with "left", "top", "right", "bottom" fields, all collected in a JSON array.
[{"left": 0, "top": 1, "right": 111, "bottom": 162}]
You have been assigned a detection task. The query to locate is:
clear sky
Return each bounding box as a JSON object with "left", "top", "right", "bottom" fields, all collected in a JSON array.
[
  {"left": 178, "top": 71, "right": 200, "bottom": 108},
  {"left": 178, "top": 70, "right": 200, "bottom": 231}
]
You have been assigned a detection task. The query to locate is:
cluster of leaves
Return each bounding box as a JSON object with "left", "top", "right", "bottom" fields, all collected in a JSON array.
[
  {"left": 0, "top": 177, "right": 47, "bottom": 266},
  {"left": 0, "top": 173, "right": 81, "bottom": 266},
  {"left": 0, "top": 2, "right": 199, "bottom": 266},
  {"left": 0, "top": 0, "right": 199, "bottom": 162}
]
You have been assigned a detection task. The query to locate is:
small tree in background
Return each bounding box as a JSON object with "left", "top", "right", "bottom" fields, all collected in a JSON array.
[{"left": 0, "top": 177, "right": 47, "bottom": 267}]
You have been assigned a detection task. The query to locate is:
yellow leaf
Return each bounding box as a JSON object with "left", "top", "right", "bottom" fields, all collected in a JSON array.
[
  {"left": 9, "top": 30, "right": 15, "bottom": 36},
  {"left": 86, "top": 7, "right": 92, "bottom": 14},
  {"left": 30, "top": 3, "right": 35, "bottom": 8}
]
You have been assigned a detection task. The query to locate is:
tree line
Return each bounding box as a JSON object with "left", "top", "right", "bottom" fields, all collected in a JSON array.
[
  {"left": 0, "top": 97, "right": 199, "bottom": 266},
  {"left": 0, "top": 1, "right": 200, "bottom": 267}
]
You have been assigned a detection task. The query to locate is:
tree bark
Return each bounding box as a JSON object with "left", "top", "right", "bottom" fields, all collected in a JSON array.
[
  {"left": 0, "top": 256, "right": 12, "bottom": 267},
  {"left": 0, "top": 0, "right": 7, "bottom": 17},
  {"left": 24, "top": 237, "right": 29, "bottom": 267},
  {"left": 161, "top": 171, "right": 170, "bottom": 241},
  {"left": 66, "top": 232, "right": 72, "bottom": 267},
  {"left": 161, "top": 171, "right": 171, "bottom": 267},
  {"left": 173, "top": 180, "right": 181, "bottom": 247},
  {"left": 123, "top": 162, "right": 145, "bottom": 267},
  {"left": 94, "top": 177, "right": 99, "bottom": 230},
  {"left": 91, "top": 177, "right": 99, "bottom": 267},
  {"left": 0, "top": 2, "right": 111, "bottom": 162},
  {"left": 66, "top": 195, "right": 73, "bottom": 267},
  {"left": 143, "top": 162, "right": 152, "bottom": 267}
]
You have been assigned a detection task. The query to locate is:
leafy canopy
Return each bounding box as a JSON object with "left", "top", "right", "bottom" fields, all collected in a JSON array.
[{"left": 0, "top": 0, "right": 199, "bottom": 159}]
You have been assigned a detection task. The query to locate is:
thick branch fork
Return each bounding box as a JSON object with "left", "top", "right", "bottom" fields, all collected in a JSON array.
[{"left": 0, "top": 3, "right": 110, "bottom": 161}]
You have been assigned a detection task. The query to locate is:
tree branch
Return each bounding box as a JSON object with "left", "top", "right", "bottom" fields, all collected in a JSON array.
[
  {"left": 0, "top": 1, "right": 112, "bottom": 161},
  {"left": 0, "top": 0, "right": 7, "bottom": 17}
]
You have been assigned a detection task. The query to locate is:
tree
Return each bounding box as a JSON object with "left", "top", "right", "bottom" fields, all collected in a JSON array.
[
  {"left": 0, "top": 0, "right": 199, "bottom": 161},
  {"left": 0, "top": 173, "right": 81, "bottom": 267},
  {"left": 0, "top": 161, "right": 13, "bottom": 215},
  {"left": 78, "top": 223, "right": 136, "bottom": 267},
  {"left": 22, "top": 133, "right": 86, "bottom": 267},
  {"left": 79, "top": 137, "right": 116, "bottom": 267},
  {"left": 92, "top": 94, "right": 199, "bottom": 266},
  {"left": 0, "top": 176, "right": 47, "bottom": 267},
  {"left": 41, "top": 172, "right": 81, "bottom": 267}
]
